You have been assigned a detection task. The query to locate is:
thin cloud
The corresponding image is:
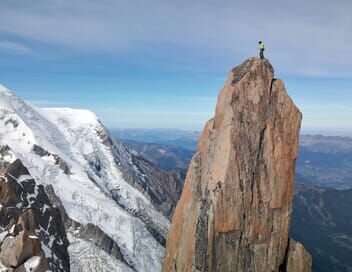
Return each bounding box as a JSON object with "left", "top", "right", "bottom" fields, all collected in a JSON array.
[
  {"left": 0, "top": 0, "right": 352, "bottom": 76},
  {"left": 0, "top": 40, "right": 31, "bottom": 54}
]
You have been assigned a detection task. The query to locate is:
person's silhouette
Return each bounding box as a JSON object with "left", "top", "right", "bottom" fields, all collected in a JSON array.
[{"left": 258, "top": 41, "right": 265, "bottom": 59}]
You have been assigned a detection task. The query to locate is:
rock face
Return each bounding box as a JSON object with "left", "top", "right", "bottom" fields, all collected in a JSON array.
[
  {"left": 0, "top": 159, "right": 69, "bottom": 271},
  {"left": 163, "top": 58, "right": 311, "bottom": 272},
  {"left": 285, "top": 239, "right": 312, "bottom": 272}
]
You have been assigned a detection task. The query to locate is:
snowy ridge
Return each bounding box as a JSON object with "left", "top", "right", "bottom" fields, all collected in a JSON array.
[
  {"left": 0, "top": 85, "right": 169, "bottom": 271},
  {"left": 38, "top": 107, "right": 169, "bottom": 237}
]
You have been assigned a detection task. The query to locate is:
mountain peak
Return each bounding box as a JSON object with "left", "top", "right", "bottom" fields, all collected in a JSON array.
[
  {"left": 163, "top": 58, "right": 311, "bottom": 271},
  {"left": 0, "top": 84, "right": 14, "bottom": 97},
  {"left": 230, "top": 57, "right": 273, "bottom": 85},
  {"left": 0, "top": 86, "right": 182, "bottom": 271},
  {"left": 212, "top": 57, "right": 286, "bottom": 132}
]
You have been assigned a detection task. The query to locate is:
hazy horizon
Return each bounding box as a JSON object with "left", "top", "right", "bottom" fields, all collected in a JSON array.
[{"left": 109, "top": 127, "right": 352, "bottom": 138}]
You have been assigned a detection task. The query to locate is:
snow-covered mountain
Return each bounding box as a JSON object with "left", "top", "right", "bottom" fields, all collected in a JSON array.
[{"left": 0, "top": 84, "right": 183, "bottom": 271}]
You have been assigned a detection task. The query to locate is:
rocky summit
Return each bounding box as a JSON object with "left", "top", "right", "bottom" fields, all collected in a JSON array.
[{"left": 163, "top": 58, "right": 311, "bottom": 272}]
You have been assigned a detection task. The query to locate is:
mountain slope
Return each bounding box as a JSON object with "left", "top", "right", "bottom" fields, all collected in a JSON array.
[
  {"left": 163, "top": 58, "right": 311, "bottom": 271},
  {"left": 0, "top": 84, "right": 182, "bottom": 271}
]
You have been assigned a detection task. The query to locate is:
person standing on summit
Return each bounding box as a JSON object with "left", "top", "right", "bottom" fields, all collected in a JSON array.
[{"left": 259, "top": 41, "right": 265, "bottom": 59}]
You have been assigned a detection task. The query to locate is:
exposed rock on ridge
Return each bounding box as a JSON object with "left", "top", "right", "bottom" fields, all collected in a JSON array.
[
  {"left": 0, "top": 158, "right": 69, "bottom": 271},
  {"left": 163, "top": 58, "right": 311, "bottom": 272}
]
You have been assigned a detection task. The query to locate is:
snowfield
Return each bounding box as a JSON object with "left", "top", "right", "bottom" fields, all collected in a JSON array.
[{"left": 0, "top": 84, "right": 169, "bottom": 271}]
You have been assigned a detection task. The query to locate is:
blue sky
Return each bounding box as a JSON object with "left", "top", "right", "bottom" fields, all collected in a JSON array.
[{"left": 0, "top": 0, "right": 351, "bottom": 133}]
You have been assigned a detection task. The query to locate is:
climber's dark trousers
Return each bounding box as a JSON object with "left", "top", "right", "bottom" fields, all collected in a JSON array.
[{"left": 260, "top": 49, "right": 264, "bottom": 59}]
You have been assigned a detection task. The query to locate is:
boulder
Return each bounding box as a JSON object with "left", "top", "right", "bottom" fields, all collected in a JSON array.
[
  {"left": 0, "top": 231, "right": 41, "bottom": 267},
  {"left": 15, "top": 254, "right": 49, "bottom": 272}
]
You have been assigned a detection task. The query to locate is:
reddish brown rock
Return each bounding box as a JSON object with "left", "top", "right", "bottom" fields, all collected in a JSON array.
[
  {"left": 0, "top": 230, "right": 41, "bottom": 267},
  {"left": 0, "top": 159, "right": 69, "bottom": 271},
  {"left": 285, "top": 239, "right": 312, "bottom": 272},
  {"left": 0, "top": 173, "right": 20, "bottom": 205},
  {"left": 163, "top": 58, "right": 311, "bottom": 272}
]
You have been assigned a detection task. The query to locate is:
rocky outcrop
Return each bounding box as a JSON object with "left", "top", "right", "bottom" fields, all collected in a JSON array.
[
  {"left": 0, "top": 159, "right": 69, "bottom": 271},
  {"left": 285, "top": 239, "right": 312, "bottom": 272},
  {"left": 32, "top": 144, "right": 71, "bottom": 175},
  {"left": 163, "top": 58, "right": 311, "bottom": 272}
]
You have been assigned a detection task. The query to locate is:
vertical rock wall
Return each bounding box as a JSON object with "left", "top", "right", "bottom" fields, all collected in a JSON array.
[{"left": 163, "top": 58, "right": 311, "bottom": 272}]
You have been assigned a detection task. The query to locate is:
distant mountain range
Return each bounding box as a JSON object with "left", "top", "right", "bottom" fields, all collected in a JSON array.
[
  {"left": 113, "top": 129, "right": 352, "bottom": 190},
  {"left": 111, "top": 128, "right": 200, "bottom": 151},
  {"left": 121, "top": 140, "right": 193, "bottom": 173},
  {"left": 297, "top": 135, "right": 352, "bottom": 189}
]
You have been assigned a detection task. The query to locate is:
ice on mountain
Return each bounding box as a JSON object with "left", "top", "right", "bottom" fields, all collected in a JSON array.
[
  {"left": 24, "top": 256, "right": 41, "bottom": 272},
  {"left": 0, "top": 86, "right": 169, "bottom": 271}
]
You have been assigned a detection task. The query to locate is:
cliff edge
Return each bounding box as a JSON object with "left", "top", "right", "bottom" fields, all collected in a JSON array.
[{"left": 163, "top": 58, "right": 311, "bottom": 272}]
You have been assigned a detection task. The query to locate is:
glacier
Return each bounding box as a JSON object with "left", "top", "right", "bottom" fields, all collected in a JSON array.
[{"left": 0, "top": 84, "right": 171, "bottom": 271}]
